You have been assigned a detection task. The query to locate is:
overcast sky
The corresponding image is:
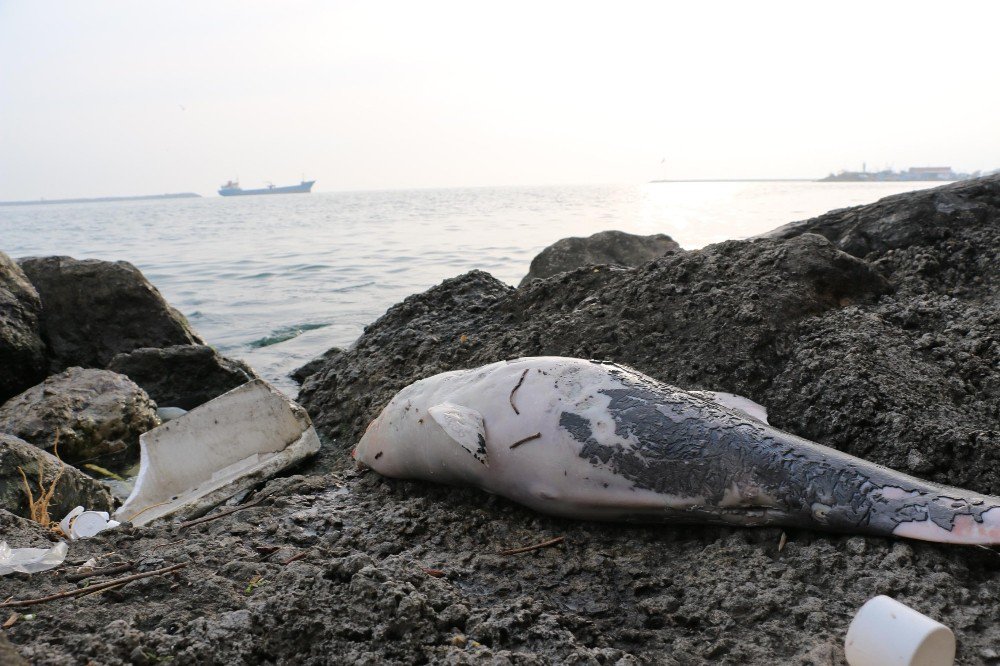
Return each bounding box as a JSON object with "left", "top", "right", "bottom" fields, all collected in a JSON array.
[{"left": 1, "top": 1, "right": 998, "bottom": 199}]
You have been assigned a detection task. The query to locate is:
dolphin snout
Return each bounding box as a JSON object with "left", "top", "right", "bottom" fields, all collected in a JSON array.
[{"left": 354, "top": 415, "right": 382, "bottom": 466}]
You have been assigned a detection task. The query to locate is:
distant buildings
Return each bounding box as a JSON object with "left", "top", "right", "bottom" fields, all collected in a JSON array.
[{"left": 820, "top": 166, "right": 977, "bottom": 182}]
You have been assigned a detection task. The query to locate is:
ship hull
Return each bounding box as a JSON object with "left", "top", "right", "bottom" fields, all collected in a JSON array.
[{"left": 219, "top": 181, "right": 315, "bottom": 196}]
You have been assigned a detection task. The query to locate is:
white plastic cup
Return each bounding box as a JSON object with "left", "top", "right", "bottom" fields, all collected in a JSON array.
[
  {"left": 59, "top": 506, "right": 120, "bottom": 540},
  {"left": 59, "top": 506, "right": 85, "bottom": 537},
  {"left": 844, "top": 595, "right": 955, "bottom": 666},
  {"left": 71, "top": 511, "right": 112, "bottom": 539}
]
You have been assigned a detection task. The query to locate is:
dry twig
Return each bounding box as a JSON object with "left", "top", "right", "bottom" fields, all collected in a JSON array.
[
  {"left": 281, "top": 551, "right": 310, "bottom": 566},
  {"left": 509, "top": 432, "right": 542, "bottom": 449},
  {"left": 65, "top": 562, "right": 134, "bottom": 583},
  {"left": 0, "top": 563, "right": 187, "bottom": 608},
  {"left": 177, "top": 496, "right": 266, "bottom": 530},
  {"left": 499, "top": 536, "right": 565, "bottom": 556},
  {"left": 509, "top": 369, "right": 529, "bottom": 415},
  {"left": 17, "top": 434, "right": 66, "bottom": 528}
]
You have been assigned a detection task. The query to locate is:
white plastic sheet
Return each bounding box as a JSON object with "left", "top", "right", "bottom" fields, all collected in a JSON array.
[{"left": 0, "top": 540, "right": 68, "bottom": 575}]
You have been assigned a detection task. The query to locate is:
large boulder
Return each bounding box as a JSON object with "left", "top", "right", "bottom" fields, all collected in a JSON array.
[
  {"left": 17, "top": 256, "right": 203, "bottom": 371},
  {"left": 0, "top": 251, "right": 47, "bottom": 403},
  {"left": 519, "top": 230, "right": 681, "bottom": 286},
  {"left": 765, "top": 173, "right": 1000, "bottom": 299},
  {"left": 0, "top": 368, "right": 159, "bottom": 467},
  {"left": 0, "top": 433, "right": 115, "bottom": 520},
  {"left": 108, "top": 344, "right": 258, "bottom": 410},
  {"left": 299, "top": 233, "right": 889, "bottom": 456}
]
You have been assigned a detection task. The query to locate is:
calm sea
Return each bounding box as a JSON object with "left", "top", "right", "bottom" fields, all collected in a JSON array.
[{"left": 0, "top": 181, "right": 939, "bottom": 394}]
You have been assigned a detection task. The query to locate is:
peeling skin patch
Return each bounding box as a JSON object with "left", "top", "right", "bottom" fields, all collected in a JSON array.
[{"left": 559, "top": 364, "right": 1000, "bottom": 538}]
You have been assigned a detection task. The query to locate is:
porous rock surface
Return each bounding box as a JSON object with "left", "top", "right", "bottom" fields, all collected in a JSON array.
[
  {"left": 519, "top": 229, "right": 682, "bottom": 286},
  {"left": 0, "top": 433, "right": 115, "bottom": 520},
  {"left": 0, "top": 367, "right": 159, "bottom": 467},
  {"left": 18, "top": 255, "right": 203, "bottom": 371},
  {"left": 0, "top": 251, "right": 47, "bottom": 403},
  {"left": 299, "top": 232, "right": 890, "bottom": 456},
  {"left": 108, "top": 344, "right": 258, "bottom": 410},
  {"left": 4, "top": 175, "right": 1000, "bottom": 665}
]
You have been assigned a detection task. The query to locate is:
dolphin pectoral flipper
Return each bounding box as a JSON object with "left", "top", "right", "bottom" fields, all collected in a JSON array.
[{"left": 427, "top": 402, "right": 489, "bottom": 466}]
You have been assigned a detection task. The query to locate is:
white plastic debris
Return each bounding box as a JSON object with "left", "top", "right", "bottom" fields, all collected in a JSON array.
[
  {"left": 845, "top": 595, "right": 955, "bottom": 666},
  {"left": 0, "top": 540, "right": 68, "bottom": 575},
  {"left": 59, "top": 506, "right": 121, "bottom": 540},
  {"left": 115, "top": 379, "right": 321, "bottom": 526}
]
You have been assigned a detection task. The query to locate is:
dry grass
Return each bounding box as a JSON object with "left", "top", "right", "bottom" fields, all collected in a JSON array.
[{"left": 16, "top": 433, "right": 66, "bottom": 531}]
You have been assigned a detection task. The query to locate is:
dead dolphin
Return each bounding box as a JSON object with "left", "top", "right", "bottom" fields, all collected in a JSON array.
[{"left": 354, "top": 357, "right": 1000, "bottom": 544}]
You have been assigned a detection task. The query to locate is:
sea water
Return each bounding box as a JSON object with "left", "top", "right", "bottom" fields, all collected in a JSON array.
[{"left": 0, "top": 181, "right": 940, "bottom": 394}]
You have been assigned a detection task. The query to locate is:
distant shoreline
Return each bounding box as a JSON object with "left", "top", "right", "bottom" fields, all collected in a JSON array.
[
  {"left": 648, "top": 178, "right": 814, "bottom": 183},
  {"left": 0, "top": 192, "right": 201, "bottom": 207}
]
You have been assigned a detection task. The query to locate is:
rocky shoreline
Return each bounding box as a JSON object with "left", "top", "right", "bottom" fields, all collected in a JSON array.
[{"left": 2, "top": 175, "right": 999, "bottom": 664}]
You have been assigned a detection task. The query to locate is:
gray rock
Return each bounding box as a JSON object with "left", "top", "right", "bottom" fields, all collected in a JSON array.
[
  {"left": 519, "top": 230, "right": 681, "bottom": 286},
  {"left": 17, "top": 255, "right": 203, "bottom": 371},
  {"left": 0, "top": 251, "right": 47, "bottom": 403},
  {"left": 0, "top": 433, "right": 115, "bottom": 520},
  {"left": 299, "top": 233, "right": 889, "bottom": 464},
  {"left": 0, "top": 367, "right": 159, "bottom": 467},
  {"left": 764, "top": 173, "right": 1000, "bottom": 300},
  {"left": 108, "top": 344, "right": 257, "bottom": 410},
  {"left": 0, "top": 633, "right": 29, "bottom": 666},
  {"left": 290, "top": 346, "right": 343, "bottom": 385}
]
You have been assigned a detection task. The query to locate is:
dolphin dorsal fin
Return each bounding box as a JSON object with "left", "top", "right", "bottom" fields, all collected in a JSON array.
[
  {"left": 428, "top": 402, "right": 488, "bottom": 466},
  {"left": 691, "top": 391, "right": 769, "bottom": 424}
]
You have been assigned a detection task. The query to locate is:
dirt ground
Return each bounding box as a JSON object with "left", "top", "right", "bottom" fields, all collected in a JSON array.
[{"left": 3, "top": 176, "right": 999, "bottom": 664}]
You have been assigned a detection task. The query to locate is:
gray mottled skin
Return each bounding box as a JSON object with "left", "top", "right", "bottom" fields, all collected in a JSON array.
[{"left": 566, "top": 363, "right": 995, "bottom": 536}]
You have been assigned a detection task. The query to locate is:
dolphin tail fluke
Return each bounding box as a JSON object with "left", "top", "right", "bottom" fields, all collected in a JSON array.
[{"left": 891, "top": 505, "right": 1000, "bottom": 545}]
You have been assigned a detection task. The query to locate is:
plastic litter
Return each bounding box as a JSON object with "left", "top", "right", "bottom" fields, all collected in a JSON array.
[
  {"left": 115, "top": 379, "right": 321, "bottom": 526},
  {"left": 59, "top": 506, "right": 121, "bottom": 540},
  {"left": 845, "top": 595, "right": 955, "bottom": 666},
  {"left": 0, "top": 541, "right": 68, "bottom": 576}
]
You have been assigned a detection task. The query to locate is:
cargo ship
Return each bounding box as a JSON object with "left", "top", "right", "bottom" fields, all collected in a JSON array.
[{"left": 218, "top": 179, "right": 315, "bottom": 196}]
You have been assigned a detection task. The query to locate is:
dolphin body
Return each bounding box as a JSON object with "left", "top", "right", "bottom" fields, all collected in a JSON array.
[{"left": 355, "top": 357, "right": 1000, "bottom": 545}]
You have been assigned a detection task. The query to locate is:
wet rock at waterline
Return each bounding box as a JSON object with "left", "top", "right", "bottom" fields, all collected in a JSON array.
[
  {"left": 108, "top": 344, "right": 257, "bottom": 410},
  {"left": 17, "top": 255, "right": 203, "bottom": 371},
  {"left": 0, "top": 367, "right": 159, "bottom": 467},
  {"left": 519, "top": 229, "right": 681, "bottom": 286},
  {"left": 0, "top": 433, "right": 115, "bottom": 520},
  {"left": 0, "top": 251, "right": 47, "bottom": 403},
  {"left": 290, "top": 346, "right": 342, "bottom": 385}
]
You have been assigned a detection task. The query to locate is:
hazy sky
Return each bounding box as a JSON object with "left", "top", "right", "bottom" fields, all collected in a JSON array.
[{"left": 2, "top": 1, "right": 998, "bottom": 199}]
